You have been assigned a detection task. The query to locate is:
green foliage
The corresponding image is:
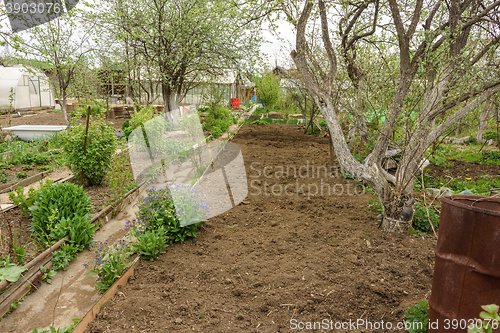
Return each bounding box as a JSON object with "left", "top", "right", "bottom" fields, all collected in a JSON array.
[
  {"left": 483, "top": 130, "right": 498, "bottom": 141},
  {"left": 62, "top": 116, "right": 117, "bottom": 185},
  {"left": 8, "top": 179, "right": 54, "bottom": 215},
  {"left": 29, "top": 182, "right": 92, "bottom": 247},
  {"left": 107, "top": 151, "right": 134, "bottom": 202},
  {"left": 0, "top": 263, "right": 27, "bottom": 283},
  {"left": 130, "top": 227, "right": 167, "bottom": 261},
  {"left": 39, "top": 265, "right": 56, "bottom": 284},
  {"left": 468, "top": 304, "right": 500, "bottom": 333},
  {"left": 404, "top": 300, "right": 429, "bottom": 333},
  {"left": 480, "top": 151, "right": 500, "bottom": 164},
  {"left": 210, "top": 126, "right": 222, "bottom": 138},
  {"left": 52, "top": 244, "right": 78, "bottom": 271},
  {"left": 20, "top": 152, "right": 50, "bottom": 166},
  {"left": 0, "top": 170, "right": 7, "bottom": 183},
  {"left": 85, "top": 240, "right": 131, "bottom": 294},
  {"left": 165, "top": 140, "right": 189, "bottom": 162},
  {"left": 445, "top": 175, "right": 500, "bottom": 195},
  {"left": 256, "top": 73, "right": 280, "bottom": 107},
  {"left": 75, "top": 104, "right": 106, "bottom": 118},
  {"left": 32, "top": 319, "right": 80, "bottom": 333},
  {"left": 135, "top": 187, "right": 203, "bottom": 244},
  {"left": 37, "top": 165, "right": 52, "bottom": 172},
  {"left": 16, "top": 171, "right": 28, "bottom": 179},
  {"left": 412, "top": 202, "right": 439, "bottom": 233}
]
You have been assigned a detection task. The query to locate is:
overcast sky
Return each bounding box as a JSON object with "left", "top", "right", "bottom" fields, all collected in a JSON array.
[{"left": 260, "top": 20, "right": 296, "bottom": 69}]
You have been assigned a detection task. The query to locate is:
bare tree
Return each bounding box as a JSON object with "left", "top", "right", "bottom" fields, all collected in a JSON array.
[{"left": 291, "top": 0, "right": 500, "bottom": 233}]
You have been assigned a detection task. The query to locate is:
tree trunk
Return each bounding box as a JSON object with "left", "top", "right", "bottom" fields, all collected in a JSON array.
[
  {"left": 61, "top": 94, "right": 71, "bottom": 129},
  {"left": 477, "top": 105, "right": 491, "bottom": 142},
  {"left": 162, "top": 82, "right": 180, "bottom": 122}
]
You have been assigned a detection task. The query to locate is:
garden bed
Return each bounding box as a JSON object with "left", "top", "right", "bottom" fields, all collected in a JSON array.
[{"left": 85, "top": 124, "right": 438, "bottom": 332}]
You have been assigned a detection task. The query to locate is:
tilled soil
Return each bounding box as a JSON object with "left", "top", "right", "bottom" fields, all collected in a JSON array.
[
  {"left": 3, "top": 111, "right": 127, "bottom": 130},
  {"left": 86, "top": 124, "right": 437, "bottom": 333}
]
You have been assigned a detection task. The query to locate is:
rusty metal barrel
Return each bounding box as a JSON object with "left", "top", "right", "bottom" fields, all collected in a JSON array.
[{"left": 428, "top": 195, "right": 500, "bottom": 332}]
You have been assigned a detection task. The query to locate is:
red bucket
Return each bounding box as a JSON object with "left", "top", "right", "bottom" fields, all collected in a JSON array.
[{"left": 231, "top": 98, "right": 240, "bottom": 108}]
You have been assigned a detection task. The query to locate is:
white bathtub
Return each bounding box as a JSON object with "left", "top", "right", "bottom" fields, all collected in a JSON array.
[{"left": 2, "top": 125, "right": 67, "bottom": 141}]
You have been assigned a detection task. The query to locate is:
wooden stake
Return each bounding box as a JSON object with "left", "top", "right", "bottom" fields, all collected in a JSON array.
[{"left": 81, "top": 106, "right": 91, "bottom": 185}]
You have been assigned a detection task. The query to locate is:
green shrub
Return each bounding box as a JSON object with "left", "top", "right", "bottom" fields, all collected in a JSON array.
[
  {"left": 52, "top": 244, "right": 78, "bottom": 271},
  {"left": 210, "top": 126, "right": 222, "bottom": 138},
  {"left": 29, "top": 182, "right": 92, "bottom": 247},
  {"left": 8, "top": 179, "right": 53, "bottom": 215},
  {"left": 37, "top": 165, "right": 52, "bottom": 172},
  {"left": 480, "top": 151, "right": 500, "bottom": 164},
  {"left": 16, "top": 171, "right": 28, "bottom": 179},
  {"left": 256, "top": 73, "right": 280, "bottom": 108},
  {"left": 62, "top": 116, "right": 117, "bottom": 185},
  {"left": 106, "top": 151, "right": 134, "bottom": 202},
  {"left": 85, "top": 240, "right": 131, "bottom": 294},
  {"left": 135, "top": 187, "right": 203, "bottom": 244},
  {"left": 483, "top": 130, "right": 497, "bottom": 141},
  {"left": 21, "top": 152, "right": 50, "bottom": 165},
  {"left": 404, "top": 300, "right": 429, "bottom": 333},
  {"left": 75, "top": 104, "right": 106, "bottom": 118},
  {"left": 131, "top": 227, "right": 167, "bottom": 261},
  {"left": 412, "top": 201, "right": 439, "bottom": 233},
  {"left": 0, "top": 170, "right": 7, "bottom": 183}
]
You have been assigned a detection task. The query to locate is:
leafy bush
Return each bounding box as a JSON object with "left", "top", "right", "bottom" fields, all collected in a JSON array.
[
  {"left": 29, "top": 182, "right": 92, "bottom": 247},
  {"left": 52, "top": 244, "right": 78, "bottom": 271},
  {"left": 21, "top": 152, "right": 50, "bottom": 165},
  {"left": 85, "top": 239, "right": 131, "bottom": 293},
  {"left": 0, "top": 170, "right": 7, "bottom": 183},
  {"left": 480, "top": 151, "right": 500, "bottom": 164},
  {"left": 135, "top": 187, "right": 204, "bottom": 244},
  {"left": 412, "top": 201, "right": 439, "bottom": 233},
  {"left": 106, "top": 151, "right": 134, "bottom": 202},
  {"left": 62, "top": 116, "right": 117, "bottom": 185},
  {"left": 16, "top": 171, "right": 28, "bottom": 179},
  {"left": 130, "top": 227, "right": 167, "bottom": 261},
  {"left": 8, "top": 179, "right": 54, "bottom": 215},
  {"left": 75, "top": 104, "right": 106, "bottom": 118},
  {"left": 483, "top": 130, "right": 497, "bottom": 141},
  {"left": 127, "top": 106, "right": 173, "bottom": 154},
  {"left": 165, "top": 140, "right": 189, "bottom": 162},
  {"left": 256, "top": 73, "right": 280, "bottom": 107},
  {"left": 210, "top": 126, "right": 222, "bottom": 138},
  {"left": 404, "top": 300, "right": 429, "bottom": 333}
]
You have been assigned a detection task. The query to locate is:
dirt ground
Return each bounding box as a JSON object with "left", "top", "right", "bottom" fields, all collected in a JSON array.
[
  {"left": 85, "top": 124, "right": 437, "bottom": 333},
  {"left": 1, "top": 111, "right": 127, "bottom": 131},
  {"left": 426, "top": 159, "right": 500, "bottom": 181}
]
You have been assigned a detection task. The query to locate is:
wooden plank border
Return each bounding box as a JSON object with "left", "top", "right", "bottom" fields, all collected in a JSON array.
[
  {"left": 0, "top": 255, "right": 54, "bottom": 318},
  {"left": 72, "top": 257, "right": 141, "bottom": 333}
]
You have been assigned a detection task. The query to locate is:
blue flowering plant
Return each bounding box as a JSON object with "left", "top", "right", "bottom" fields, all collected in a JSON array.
[
  {"left": 135, "top": 185, "right": 208, "bottom": 244},
  {"left": 84, "top": 239, "right": 131, "bottom": 293},
  {"left": 124, "top": 218, "right": 168, "bottom": 261}
]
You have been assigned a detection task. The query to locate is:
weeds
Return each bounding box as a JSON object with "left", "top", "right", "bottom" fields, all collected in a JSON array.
[{"left": 403, "top": 300, "right": 429, "bottom": 333}]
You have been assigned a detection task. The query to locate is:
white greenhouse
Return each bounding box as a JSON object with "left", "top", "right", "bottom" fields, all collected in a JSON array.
[{"left": 0, "top": 66, "right": 55, "bottom": 111}]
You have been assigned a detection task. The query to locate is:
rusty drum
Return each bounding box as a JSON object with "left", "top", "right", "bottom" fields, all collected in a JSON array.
[{"left": 428, "top": 195, "right": 500, "bottom": 332}]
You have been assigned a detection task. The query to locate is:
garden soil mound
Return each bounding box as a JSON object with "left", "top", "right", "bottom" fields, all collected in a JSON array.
[{"left": 85, "top": 124, "right": 436, "bottom": 333}]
